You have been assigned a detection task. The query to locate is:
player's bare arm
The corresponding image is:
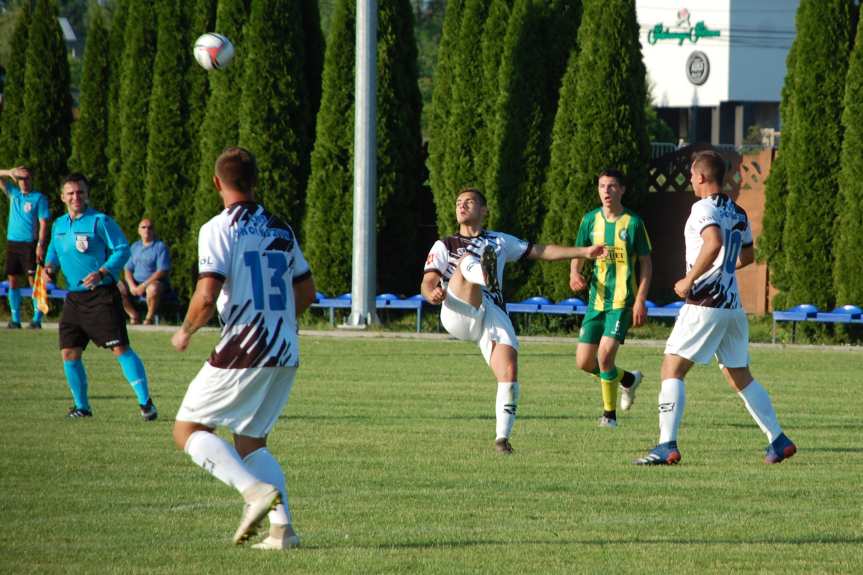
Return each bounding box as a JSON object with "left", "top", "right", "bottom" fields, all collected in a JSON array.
[
  {"left": 528, "top": 243, "right": 607, "bottom": 261},
  {"left": 172, "top": 276, "right": 224, "bottom": 351},
  {"left": 294, "top": 275, "right": 317, "bottom": 316},
  {"left": 736, "top": 245, "right": 755, "bottom": 270},
  {"left": 569, "top": 257, "right": 587, "bottom": 292},
  {"left": 633, "top": 254, "right": 653, "bottom": 327},
  {"left": 36, "top": 219, "right": 49, "bottom": 264},
  {"left": 674, "top": 225, "right": 722, "bottom": 298},
  {"left": 421, "top": 270, "right": 445, "bottom": 305}
]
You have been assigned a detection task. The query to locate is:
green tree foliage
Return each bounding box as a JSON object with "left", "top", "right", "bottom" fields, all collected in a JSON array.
[
  {"left": 106, "top": 0, "right": 128, "bottom": 195},
  {"left": 304, "top": 0, "right": 425, "bottom": 296},
  {"left": 427, "top": 0, "right": 463, "bottom": 235},
  {"left": 782, "top": 0, "right": 854, "bottom": 308},
  {"left": 19, "top": 0, "right": 73, "bottom": 203},
  {"left": 239, "top": 0, "right": 312, "bottom": 229},
  {"left": 834, "top": 14, "right": 863, "bottom": 305},
  {"left": 144, "top": 0, "right": 195, "bottom": 282},
  {"left": 757, "top": 43, "right": 796, "bottom": 307},
  {"left": 184, "top": 0, "right": 217, "bottom": 177},
  {"left": 441, "top": 0, "right": 491, "bottom": 206},
  {"left": 0, "top": 3, "right": 31, "bottom": 257},
  {"left": 0, "top": 3, "right": 29, "bottom": 167},
  {"left": 301, "top": 0, "right": 325, "bottom": 146},
  {"left": 486, "top": 0, "right": 581, "bottom": 299},
  {"left": 114, "top": 0, "right": 157, "bottom": 233},
  {"left": 189, "top": 0, "right": 250, "bottom": 243},
  {"left": 70, "top": 2, "right": 111, "bottom": 211}
]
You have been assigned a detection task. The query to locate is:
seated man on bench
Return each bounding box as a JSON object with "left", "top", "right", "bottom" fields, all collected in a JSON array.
[{"left": 118, "top": 218, "right": 171, "bottom": 325}]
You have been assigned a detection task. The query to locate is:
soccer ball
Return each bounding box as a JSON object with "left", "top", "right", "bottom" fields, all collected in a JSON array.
[{"left": 193, "top": 33, "right": 235, "bottom": 71}]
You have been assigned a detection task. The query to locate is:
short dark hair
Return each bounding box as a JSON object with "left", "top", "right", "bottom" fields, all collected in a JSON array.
[
  {"left": 215, "top": 147, "right": 258, "bottom": 194},
  {"left": 62, "top": 172, "right": 90, "bottom": 191},
  {"left": 598, "top": 169, "right": 626, "bottom": 187},
  {"left": 457, "top": 187, "right": 487, "bottom": 207},
  {"left": 691, "top": 150, "right": 726, "bottom": 184}
]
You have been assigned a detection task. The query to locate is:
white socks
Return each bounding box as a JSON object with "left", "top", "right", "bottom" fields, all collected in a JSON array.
[
  {"left": 184, "top": 431, "right": 259, "bottom": 493},
  {"left": 658, "top": 378, "right": 685, "bottom": 444},
  {"left": 244, "top": 448, "right": 292, "bottom": 525},
  {"left": 738, "top": 380, "right": 782, "bottom": 442},
  {"left": 459, "top": 256, "right": 486, "bottom": 286},
  {"left": 495, "top": 382, "right": 520, "bottom": 440}
]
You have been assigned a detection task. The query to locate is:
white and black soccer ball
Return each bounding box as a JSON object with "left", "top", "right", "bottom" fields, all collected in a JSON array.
[{"left": 193, "top": 33, "right": 235, "bottom": 71}]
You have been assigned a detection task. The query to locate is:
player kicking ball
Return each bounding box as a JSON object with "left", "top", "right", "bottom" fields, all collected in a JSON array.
[
  {"left": 422, "top": 187, "right": 606, "bottom": 454},
  {"left": 172, "top": 148, "right": 316, "bottom": 548},
  {"left": 635, "top": 150, "right": 796, "bottom": 466}
]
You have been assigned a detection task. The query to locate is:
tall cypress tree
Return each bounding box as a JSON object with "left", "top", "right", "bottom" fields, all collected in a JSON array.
[
  {"left": 782, "top": 0, "right": 853, "bottom": 308},
  {"left": 189, "top": 0, "right": 250, "bottom": 240},
  {"left": 144, "top": 0, "right": 195, "bottom": 274},
  {"left": 301, "top": 0, "right": 325, "bottom": 155},
  {"left": 427, "top": 0, "right": 464, "bottom": 235},
  {"left": 374, "top": 0, "right": 424, "bottom": 294},
  {"left": 114, "top": 0, "right": 157, "bottom": 233},
  {"left": 0, "top": 3, "right": 31, "bottom": 259},
  {"left": 441, "top": 0, "right": 491, "bottom": 204},
  {"left": 0, "top": 3, "right": 30, "bottom": 167},
  {"left": 757, "top": 43, "right": 796, "bottom": 307},
  {"left": 477, "top": 0, "right": 511, "bottom": 191},
  {"left": 106, "top": 0, "right": 128, "bottom": 197},
  {"left": 239, "top": 0, "right": 311, "bottom": 228},
  {"left": 834, "top": 14, "right": 863, "bottom": 305},
  {"left": 19, "top": 0, "right": 73, "bottom": 203},
  {"left": 304, "top": 0, "right": 424, "bottom": 296},
  {"left": 70, "top": 2, "right": 111, "bottom": 212}
]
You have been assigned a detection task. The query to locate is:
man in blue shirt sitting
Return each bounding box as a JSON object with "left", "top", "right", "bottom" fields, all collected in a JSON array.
[
  {"left": 42, "top": 173, "right": 157, "bottom": 420},
  {"left": 1, "top": 165, "right": 51, "bottom": 328},
  {"left": 118, "top": 218, "right": 171, "bottom": 325}
]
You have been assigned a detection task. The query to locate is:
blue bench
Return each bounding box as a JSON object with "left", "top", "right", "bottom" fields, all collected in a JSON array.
[
  {"left": 506, "top": 297, "right": 683, "bottom": 322},
  {"left": 771, "top": 304, "right": 863, "bottom": 343},
  {"left": 311, "top": 292, "right": 431, "bottom": 332},
  {"left": 645, "top": 300, "right": 685, "bottom": 318}
]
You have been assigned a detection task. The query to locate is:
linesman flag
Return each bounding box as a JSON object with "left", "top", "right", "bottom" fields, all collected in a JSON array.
[{"left": 33, "top": 264, "right": 50, "bottom": 314}]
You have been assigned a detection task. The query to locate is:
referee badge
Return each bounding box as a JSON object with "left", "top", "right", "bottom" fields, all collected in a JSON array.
[
  {"left": 24, "top": 202, "right": 32, "bottom": 213},
  {"left": 75, "top": 234, "right": 89, "bottom": 253}
]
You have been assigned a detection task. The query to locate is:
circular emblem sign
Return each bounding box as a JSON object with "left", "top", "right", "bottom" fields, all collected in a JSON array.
[{"left": 686, "top": 51, "right": 710, "bottom": 85}]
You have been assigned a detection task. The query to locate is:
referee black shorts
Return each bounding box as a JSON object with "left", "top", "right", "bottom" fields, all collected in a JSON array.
[
  {"left": 5, "top": 241, "right": 37, "bottom": 277},
  {"left": 59, "top": 285, "right": 130, "bottom": 350}
]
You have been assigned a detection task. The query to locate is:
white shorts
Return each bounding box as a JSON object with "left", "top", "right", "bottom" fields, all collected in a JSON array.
[
  {"left": 664, "top": 304, "right": 750, "bottom": 368},
  {"left": 176, "top": 362, "right": 297, "bottom": 438},
  {"left": 440, "top": 290, "right": 519, "bottom": 365}
]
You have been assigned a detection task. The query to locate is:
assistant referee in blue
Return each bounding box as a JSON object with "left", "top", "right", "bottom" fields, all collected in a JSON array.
[{"left": 42, "top": 173, "right": 157, "bottom": 420}]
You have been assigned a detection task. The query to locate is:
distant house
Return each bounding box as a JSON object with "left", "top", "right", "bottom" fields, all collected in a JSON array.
[{"left": 58, "top": 16, "right": 82, "bottom": 59}]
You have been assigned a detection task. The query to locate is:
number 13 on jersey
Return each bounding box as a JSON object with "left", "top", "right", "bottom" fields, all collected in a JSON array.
[{"left": 244, "top": 250, "right": 289, "bottom": 311}]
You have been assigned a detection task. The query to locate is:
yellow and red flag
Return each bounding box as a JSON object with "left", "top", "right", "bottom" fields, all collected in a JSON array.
[{"left": 32, "top": 264, "right": 50, "bottom": 314}]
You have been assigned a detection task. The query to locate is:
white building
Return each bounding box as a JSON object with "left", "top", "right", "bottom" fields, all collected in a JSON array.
[{"left": 637, "top": 0, "right": 799, "bottom": 146}]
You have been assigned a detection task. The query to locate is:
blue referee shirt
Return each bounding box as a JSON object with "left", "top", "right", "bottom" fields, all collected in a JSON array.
[
  {"left": 45, "top": 208, "right": 130, "bottom": 293},
  {"left": 5, "top": 184, "right": 50, "bottom": 242}
]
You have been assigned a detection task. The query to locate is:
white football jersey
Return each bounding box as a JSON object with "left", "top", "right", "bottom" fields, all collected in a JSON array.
[
  {"left": 683, "top": 194, "right": 753, "bottom": 309},
  {"left": 424, "top": 230, "right": 531, "bottom": 308},
  {"left": 197, "top": 202, "right": 311, "bottom": 369}
]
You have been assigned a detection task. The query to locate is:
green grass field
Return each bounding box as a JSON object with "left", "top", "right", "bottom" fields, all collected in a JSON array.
[{"left": 1, "top": 329, "right": 861, "bottom": 574}]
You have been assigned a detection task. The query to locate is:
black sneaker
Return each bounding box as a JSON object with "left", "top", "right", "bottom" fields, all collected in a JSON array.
[
  {"left": 28, "top": 320, "right": 42, "bottom": 329},
  {"left": 67, "top": 406, "right": 93, "bottom": 418},
  {"left": 139, "top": 398, "right": 158, "bottom": 421},
  {"left": 494, "top": 438, "right": 514, "bottom": 455},
  {"left": 480, "top": 244, "right": 499, "bottom": 294},
  {"left": 7, "top": 320, "right": 22, "bottom": 329}
]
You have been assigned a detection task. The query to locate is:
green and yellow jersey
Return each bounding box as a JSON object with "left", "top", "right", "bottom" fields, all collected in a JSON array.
[{"left": 575, "top": 208, "right": 651, "bottom": 311}]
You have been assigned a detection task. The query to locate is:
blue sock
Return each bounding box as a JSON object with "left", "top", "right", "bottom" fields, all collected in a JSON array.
[
  {"left": 63, "top": 359, "right": 90, "bottom": 411},
  {"left": 32, "top": 298, "right": 43, "bottom": 323},
  {"left": 117, "top": 349, "right": 150, "bottom": 405},
  {"left": 8, "top": 288, "right": 21, "bottom": 322}
]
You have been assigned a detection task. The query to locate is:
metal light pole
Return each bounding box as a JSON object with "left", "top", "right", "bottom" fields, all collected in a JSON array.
[{"left": 346, "top": 0, "right": 379, "bottom": 328}]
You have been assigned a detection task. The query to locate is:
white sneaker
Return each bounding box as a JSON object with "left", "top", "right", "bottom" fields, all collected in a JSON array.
[
  {"left": 598, "top": 416, "right": 618, "bottom": 428},
  {"left": 253, "top": 525, "right": 301, "bottom": 550},
  {"left": 233, "top": 482, "right": 280, "bottom": 545},
  {"left": 620, "top": 371, "right": 642, "bottom": 411}
]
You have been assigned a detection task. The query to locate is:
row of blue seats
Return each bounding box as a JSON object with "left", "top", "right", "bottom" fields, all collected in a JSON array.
[
  {"left": 0, "top": 281, "right": 68, "bottom": 299},
  {"left": 772, "top": 304, "right": 863, "bottom": 343},
  {"left": 505, "top": 296, "right": 685, "bottom": 318},
  {"left": 312, "top": 292, "right": 429, "bottom": 332}
]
